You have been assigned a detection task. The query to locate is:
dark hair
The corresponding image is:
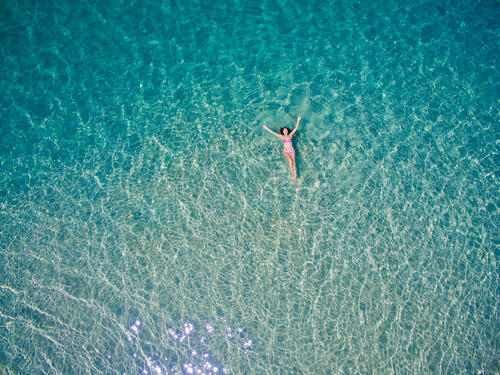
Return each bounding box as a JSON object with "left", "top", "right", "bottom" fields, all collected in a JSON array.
[{"left": 280, "top": 127, "right": 291, "bottom": 135}]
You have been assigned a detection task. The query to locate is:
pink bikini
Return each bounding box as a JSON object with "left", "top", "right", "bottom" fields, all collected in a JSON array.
[{"left": 282, "top": 138, "right": 295, "bottom": 155}]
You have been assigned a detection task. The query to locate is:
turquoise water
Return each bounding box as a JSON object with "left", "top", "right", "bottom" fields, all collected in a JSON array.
[{"left": 1, "top": 0, "right": 499, "bottom": 373}]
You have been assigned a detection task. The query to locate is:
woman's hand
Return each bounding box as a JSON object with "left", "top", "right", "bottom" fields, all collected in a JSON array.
[
  {"left": 263, "top": 126, "right": 280, "bottom": 137},
  {"left": 289, "top": 116, "right": 301, "bottom": 137}
]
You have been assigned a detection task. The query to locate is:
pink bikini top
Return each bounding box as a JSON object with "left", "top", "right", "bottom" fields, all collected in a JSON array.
[{"left": 282, "top": 138, "right": 292, "bottom": 144}]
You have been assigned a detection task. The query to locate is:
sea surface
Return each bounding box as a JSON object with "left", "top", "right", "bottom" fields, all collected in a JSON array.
[{"left": 1, "top": 0, "right": 499, "bottom": 374}]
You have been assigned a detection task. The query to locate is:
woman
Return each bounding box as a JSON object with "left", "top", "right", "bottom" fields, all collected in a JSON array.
[{"left": 263, "top": 116, "right": 301, "bottom": 183}]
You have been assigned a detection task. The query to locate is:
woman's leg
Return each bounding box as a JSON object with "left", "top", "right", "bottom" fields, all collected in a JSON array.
[
  {"left": 291, "top": 154, "right": 297, "bottom": 183},
  {"left": 283, "top": 154, "right": 295, "bottom": 182}
]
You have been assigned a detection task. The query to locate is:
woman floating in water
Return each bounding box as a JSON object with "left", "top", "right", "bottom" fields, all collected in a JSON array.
[{"left": 263, "top": 116, "right": 301, "bottom": 183}]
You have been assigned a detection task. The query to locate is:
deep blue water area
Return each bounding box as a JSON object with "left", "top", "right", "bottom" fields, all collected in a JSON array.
[{"left": 1, "top": 0, "right": 499, "bottom": 374}]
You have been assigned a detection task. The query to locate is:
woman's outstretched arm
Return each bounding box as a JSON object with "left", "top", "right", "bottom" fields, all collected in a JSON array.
[
  {"left": 263, "top": 125, "right": 281, "bottom": 137},
  {"left": 289, "top": 116, "right": 301, "bottom": 137}
]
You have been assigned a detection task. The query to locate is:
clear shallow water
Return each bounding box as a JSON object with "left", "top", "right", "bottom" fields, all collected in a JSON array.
[{"left": 1, "top": 0, "right": 499, "bottom": 373}]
